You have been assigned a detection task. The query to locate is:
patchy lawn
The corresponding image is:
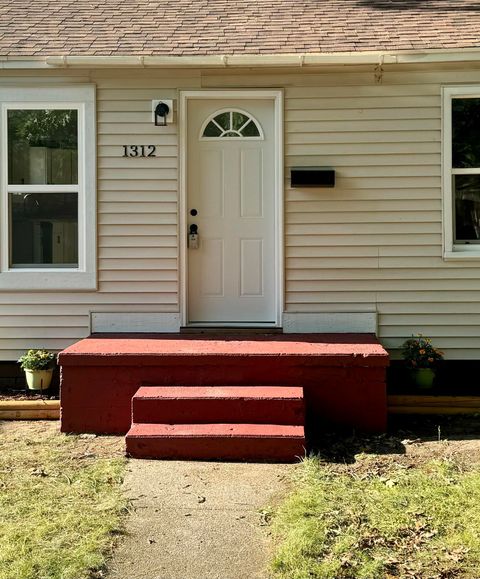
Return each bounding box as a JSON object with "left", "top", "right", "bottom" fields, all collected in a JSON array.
[
  {"left": 0, "top": 421, "right": 127, "bottom": 579},
  {"left": 271, "top": 418, "right": 480, "bottom": 579}
]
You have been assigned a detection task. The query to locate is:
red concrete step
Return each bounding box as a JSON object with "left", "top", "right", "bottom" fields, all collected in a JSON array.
[
  {"left": 132, "top": 386, "right": 304, "bottom": 425},
  {"left": 60, "top": 334, "right": 389, "bottom": 434},
  {"left": 126, "top": 423, "right": 306, "bottom": 462}
]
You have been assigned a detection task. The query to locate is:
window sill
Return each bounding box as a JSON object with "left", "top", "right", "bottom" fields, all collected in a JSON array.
[
  {"left": 0, "top": 270, "right": 96, "bottom": 291},
  {"left": 444, "top": 250, "right": 480, "bottom": 261}
]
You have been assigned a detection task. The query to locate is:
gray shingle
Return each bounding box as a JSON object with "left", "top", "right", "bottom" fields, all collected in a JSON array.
[{"left": 0, "top": 0, "right": 480, "bottom": 56}]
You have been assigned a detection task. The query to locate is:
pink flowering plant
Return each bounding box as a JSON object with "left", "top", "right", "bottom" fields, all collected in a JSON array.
[{"left": 401, "top": 335, "right": 443, "bottom": 369}]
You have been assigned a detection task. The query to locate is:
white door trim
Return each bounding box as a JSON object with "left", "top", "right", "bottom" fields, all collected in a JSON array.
[{"left": 179, "top": 89, "right": 284, "bottom": 327}]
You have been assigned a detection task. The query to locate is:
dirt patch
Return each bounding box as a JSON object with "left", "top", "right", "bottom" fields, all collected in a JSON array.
[
  {"left": 0, "top": 420, "right": 124, "bottom": 458},
  {"left": 0, "top": 392, "right": 58, "bottom": 401},
  {"left": 328, "top": 437, "right": 480, "bottom": 479},
  {"left": 309, "top": 414, "right": 480, "bottom": 476}
]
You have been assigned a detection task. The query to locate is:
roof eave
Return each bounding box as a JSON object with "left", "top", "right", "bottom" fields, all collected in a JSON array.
[{"left": 2, "top": 48, "right": 480, "bottom": 69}]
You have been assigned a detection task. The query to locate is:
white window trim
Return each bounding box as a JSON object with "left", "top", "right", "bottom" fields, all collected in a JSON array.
[
  {"left": 0, "top": 85, "right": 96, "bottom": 290},
  {"left": 442, "top": 85, "right": 480, "bottom": 260}
]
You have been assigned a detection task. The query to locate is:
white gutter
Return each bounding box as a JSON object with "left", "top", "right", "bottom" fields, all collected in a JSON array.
[{"left": 2, "top": 47, "right": 480, "bottom": 69}]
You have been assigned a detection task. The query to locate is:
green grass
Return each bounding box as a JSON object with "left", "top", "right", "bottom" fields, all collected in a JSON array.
[
  {"left": 0, "top": 425, "right": 127, "bottom": 579},
  {"left": 271, "top": 456, "right": 480, "bottom": 579}
]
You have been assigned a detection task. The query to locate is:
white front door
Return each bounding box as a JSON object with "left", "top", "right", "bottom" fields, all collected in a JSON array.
[{"left": 186, "top": 97, "right": 277, "bottom": 325}]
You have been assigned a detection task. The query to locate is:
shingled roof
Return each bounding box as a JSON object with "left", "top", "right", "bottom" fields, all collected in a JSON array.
[{"left": 1, "top": 0, "right": 480, "bottom": 57}]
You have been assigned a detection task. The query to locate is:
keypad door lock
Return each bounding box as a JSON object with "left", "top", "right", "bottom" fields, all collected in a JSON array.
[{"left": 188, "top": 223, "right": 199, "bottom": 249}]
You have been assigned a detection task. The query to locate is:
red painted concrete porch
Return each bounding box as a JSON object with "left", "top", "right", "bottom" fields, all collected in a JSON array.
[{"left": 59, "top": 333, "right": 389, "bottom": 438}]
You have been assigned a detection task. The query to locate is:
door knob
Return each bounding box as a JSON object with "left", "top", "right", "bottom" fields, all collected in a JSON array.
[{"left": 189, "top": 224, "right": 198, "bottom": 235}]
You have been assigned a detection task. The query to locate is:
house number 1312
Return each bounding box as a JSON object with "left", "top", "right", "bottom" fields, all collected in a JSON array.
[{"left": 123, "top": 145, "right": 157, "bottom": 157}]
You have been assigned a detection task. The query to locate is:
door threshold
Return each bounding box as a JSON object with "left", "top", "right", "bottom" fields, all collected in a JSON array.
[{"left": 180, "top": 326, "right": 283, "bottom": 335}]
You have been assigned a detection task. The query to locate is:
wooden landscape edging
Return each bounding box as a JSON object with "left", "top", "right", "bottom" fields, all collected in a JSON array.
[
  {"left": 2, "top": 395, "right": 479, "bottom": 421},
  {"left": 388, "top": 395, "right": 480, "bottom": 415},
  {"left": 0, "top": 399, "right": 60, "bottom": 420}
]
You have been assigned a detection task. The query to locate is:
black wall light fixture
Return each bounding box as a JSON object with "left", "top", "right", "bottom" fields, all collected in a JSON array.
[
  {"left": 154, "top": 101, "right": 170, "bottom": 126},
  {"left": 291, "top": 167, "right": 335, "bottom": 188}
]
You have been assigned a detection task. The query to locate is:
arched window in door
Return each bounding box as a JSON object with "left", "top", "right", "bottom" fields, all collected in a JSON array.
[{"left": 200, "top": 109, "right": 263, "bottom": 139}]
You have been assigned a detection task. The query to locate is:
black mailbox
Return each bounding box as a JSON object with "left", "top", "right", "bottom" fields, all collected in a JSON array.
[{"left": 291, "top": 167, "right": 335, "bottom": 188}]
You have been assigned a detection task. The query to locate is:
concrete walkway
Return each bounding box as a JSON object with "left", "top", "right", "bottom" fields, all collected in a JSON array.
[{"left": 107, "top": 460, "right": 294, "bottom": 579}]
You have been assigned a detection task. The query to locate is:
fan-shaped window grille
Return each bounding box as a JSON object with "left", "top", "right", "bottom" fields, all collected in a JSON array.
[{"left": 201, "top": 110, "right": 263, "bottom": 139}]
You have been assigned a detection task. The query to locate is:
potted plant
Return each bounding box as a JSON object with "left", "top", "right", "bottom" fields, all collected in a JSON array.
[
  {"left": 18, "top": 349, "right": 56, "bottom": 391},
  {"left": 401, "top": 335, "right": 444, "bottom": 389}
]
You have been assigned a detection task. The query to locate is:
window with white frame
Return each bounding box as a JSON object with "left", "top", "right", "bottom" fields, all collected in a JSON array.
[
  {"left": 443, "top": 86, "right": 480, "bottom": 258},
  {"left": 201, "top": 109, "right": 263, "bottom": 139},
  {"left": 0, "top": 86, "right": 96, "bottom": 289}
]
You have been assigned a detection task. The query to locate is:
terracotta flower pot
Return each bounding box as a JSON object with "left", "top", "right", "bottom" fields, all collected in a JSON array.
[
  {"left": 412, "top": 368, "right": 435, "bottom": 390},
  {"left": 25, "top": 369, "right": 53, "bottom": 391}
]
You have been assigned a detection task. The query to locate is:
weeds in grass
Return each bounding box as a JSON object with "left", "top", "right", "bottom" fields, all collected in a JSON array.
[
  {"left": 271, "top": 456, "right": 480, "bottom": 579},
  {"left": 0, "top": 427, "right": 126, "bottom": 579}
]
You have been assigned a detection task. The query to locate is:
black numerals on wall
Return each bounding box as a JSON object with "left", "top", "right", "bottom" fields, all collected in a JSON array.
[{"left": 123, "top": 145, "right": 157, "bottom": 158}]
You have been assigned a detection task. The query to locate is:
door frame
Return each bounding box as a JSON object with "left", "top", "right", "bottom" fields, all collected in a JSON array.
[{"left": 179, "top": 89, "right": 284, "bottom": 328}]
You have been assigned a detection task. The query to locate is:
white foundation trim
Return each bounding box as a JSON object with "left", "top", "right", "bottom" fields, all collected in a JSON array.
[
  {"left": 90, "top": 313, "right": 181, "bottom": 333},
  {"left": 283, "top": 313, "right": 378, "bottom": 334}
]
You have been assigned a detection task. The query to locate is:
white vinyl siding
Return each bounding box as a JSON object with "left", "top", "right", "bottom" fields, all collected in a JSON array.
[
  {"left": 279, "top": 68, "right": 479, "bottom": 359},
  {"left": 1, "top": 65, "right": 480, "bottom": 358},
  {"left": 0, "top": 70, "right": 196, "bottom": 358},
  {"left": 95, "top": 78, "right": 190, "bottom": 305}
]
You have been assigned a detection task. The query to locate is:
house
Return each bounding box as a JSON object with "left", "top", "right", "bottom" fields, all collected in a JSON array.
[{"left": 1, "top": 0, "right": 480, "bottom": 458}]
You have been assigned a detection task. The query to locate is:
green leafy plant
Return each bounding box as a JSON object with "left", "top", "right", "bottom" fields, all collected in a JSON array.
[
  {"left": 8, "top": 109, "right": 78, "bottom": 149},
  {"left": 401, "top": 335, "right": 443, "bottom": 369},
  {"left": 18, "top": 349, "right": 56, "bottom": 371}
]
